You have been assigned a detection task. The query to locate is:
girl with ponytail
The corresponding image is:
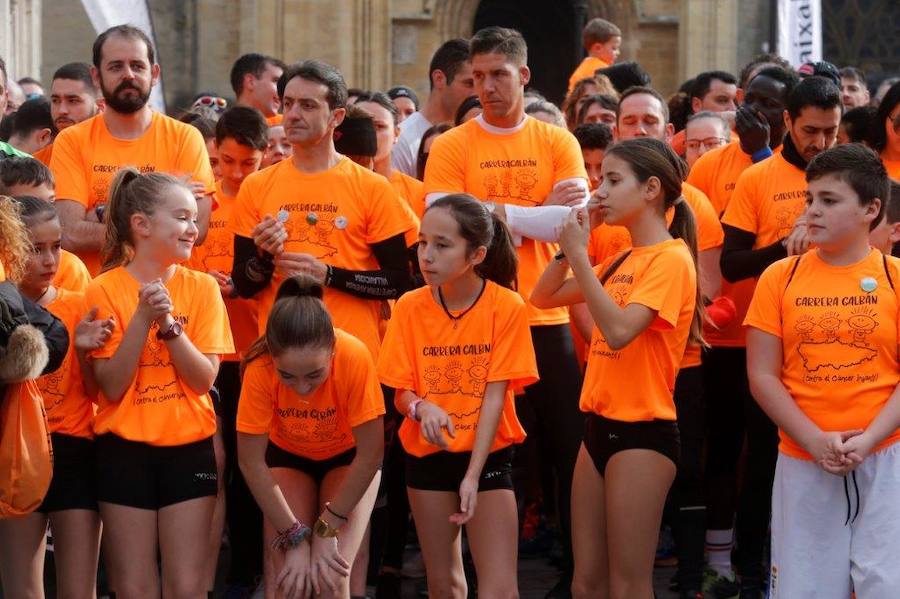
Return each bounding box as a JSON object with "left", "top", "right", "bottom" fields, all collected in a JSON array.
[
  {"left": 532, "top": 137, "right": 702, "bottom": 598},
  {"left": 377, "top": 193, "right": 538, "bottom": 598},
  {"left": 237, "top": 274, "right": 385, "bottom": 598},
  {"left": 84, "top": 167, "right": 234, "bottom": 597}
]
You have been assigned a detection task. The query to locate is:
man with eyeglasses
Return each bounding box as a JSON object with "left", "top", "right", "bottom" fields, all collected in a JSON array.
[{"left": 684, "top": 111, "right": 730, "bottom": 169}]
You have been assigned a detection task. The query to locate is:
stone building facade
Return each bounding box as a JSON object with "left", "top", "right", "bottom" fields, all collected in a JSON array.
[{"left": 10, "top": 1, "right": 890, "bottom": 112}]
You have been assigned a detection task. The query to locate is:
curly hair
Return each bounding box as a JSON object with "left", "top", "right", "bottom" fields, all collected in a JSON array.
[{"left": 0, "top": 195, "right": 31, "bottom": 282}]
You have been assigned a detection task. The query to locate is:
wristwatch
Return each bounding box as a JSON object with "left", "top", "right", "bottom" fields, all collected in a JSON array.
[
  {"left": 314, "top": 517, "right": 339, "bottom": 538},
  {"left": 156, "top": 319, "right": 183, "bottom": 341}
]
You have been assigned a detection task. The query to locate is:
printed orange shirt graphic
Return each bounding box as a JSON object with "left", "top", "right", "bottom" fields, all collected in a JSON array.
[
  {"left": 86, "top": 266, "right": 234, "bottom": 446},
  {"left": 186, "top": 181, "right": 258, "bottom": 360},
  {"left": 229, "top": 157, "right": 411, "bottom": 358},
  {"left": 587, "top": 183, "right": 720, "bottom": 368},
  {"left": 54, "top": 249, "right": 91, "bottom": 293},
  {"left": 687, "top": 141, "right": 782, "bottom": 348},
  {"left": 424, "top": 117, "right": 588, "bottom": 326},
  {"left": 378, "top": 282, "right": 538, "bottom": 457},
  {"left": 581, "top": 239, "right": 697, "bottom": 421},
  {"left": 745, "top": 250, "right": 900, "bottom": 460},
  {"left": 50, "top": 112, "right": 215, "bottom": 275},
  {"left": 568, "top": 56, "right": 609, "bottom": 92},
  {"left": 38, "top": 289, "right": 94, "bottom": 438},
  {"left": 389, "top": 169, "right": 426, "bottom": 221},
  {"left": 716, "top": 152, "right": 806, "bottom": 347},
  {"left": 237, "top": 329, "right": 385, "bottom": 460}
]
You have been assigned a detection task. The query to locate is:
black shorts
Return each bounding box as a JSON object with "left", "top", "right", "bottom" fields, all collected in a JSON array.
[
  {"left": 38, "top": 433, "right": 97, "bottom": 513},
  {"left": 406, "top": 446, "right": 515, "bottom": 492},
  {"left": 95, "top": 434, "right": 217, "bottom": 510},
  {"left": 582, "top": 413, "right": 680, "bottom": 477},
  {"left": 265, "top": 442, "right": 357, "bottom": 484}
]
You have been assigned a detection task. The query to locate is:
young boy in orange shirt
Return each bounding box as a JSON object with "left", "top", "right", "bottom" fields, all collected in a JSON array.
[
  {"left": 746, "top": 144, "right": 900, "bottom": 598},
  {"left": 568, "top": 18, "right": 622, "bottom": 93}
]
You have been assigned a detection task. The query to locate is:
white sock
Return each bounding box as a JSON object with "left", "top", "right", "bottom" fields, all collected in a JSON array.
[{"left": 706, "top": 528, "right": 734, "bottom": 577}]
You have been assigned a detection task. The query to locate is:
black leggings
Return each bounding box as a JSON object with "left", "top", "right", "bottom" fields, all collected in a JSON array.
[
  {"left": 217, "top": 361, "right": 264, "bottom": 587},
  {"left": 703, "top": 346, "right": 778, "bottom": 584},
  {"left": 513, "top": 323, "right": 585, "bottom": 576},
  {"left": 669, "top": 365, "right": 706, "bottom": 592}
]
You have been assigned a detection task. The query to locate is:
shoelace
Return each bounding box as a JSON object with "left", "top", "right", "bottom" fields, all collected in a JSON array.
[{"left": 843, "top": 470, "right": 860, "bottom": 526}]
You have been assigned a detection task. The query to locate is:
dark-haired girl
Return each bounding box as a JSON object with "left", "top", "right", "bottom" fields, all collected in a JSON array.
[
  {"left": 532, "top": 138, "right": 702, "bottom": 598},
  {"left": 378, "top": 193, "right": 538, "bottom": 599},
  {"left": 0, "top": 196, "right": 108, "bottom": 598},
  {"left": 237, "top": 275, "right": 385, "bottom": 599},
  {"left": 85, "top": 168, "right": 234, "bottom": 597}
]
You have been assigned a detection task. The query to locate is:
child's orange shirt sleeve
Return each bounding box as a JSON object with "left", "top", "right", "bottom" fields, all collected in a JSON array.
[
  {"left": 188, "top": 273, "right": 235, "bottom": 355},
  {"left": 485, "top": 293, "right": 538, "bottom": 393},
  {"left": 627, "top": 251, "right": 694, "bottom": 329},
  {"left": 743, "top": 259, "right": 790, "bottom": 338},
  {"left": 377, "top": 293, "right": 418, "bottom": 392},
  {"left": 236, "top": 357, "right": 276, "bottom": 435},
  {"left": 338, "top": 334, "right": 386, "bottom": 428}
]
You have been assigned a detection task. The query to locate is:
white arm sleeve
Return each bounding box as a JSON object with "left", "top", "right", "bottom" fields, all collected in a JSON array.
[{"left": 504, "top": 177, "right": 590, "bottom": 242}]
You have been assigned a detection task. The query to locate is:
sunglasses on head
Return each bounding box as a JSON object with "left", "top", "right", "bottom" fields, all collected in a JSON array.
[{"left": 191, "top": 95, "right": 227, "bottom": 112}]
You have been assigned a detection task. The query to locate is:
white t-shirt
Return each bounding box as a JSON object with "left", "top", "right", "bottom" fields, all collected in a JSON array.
[{"left": 391, "top": 111, "right": 433, "bottom": 177}]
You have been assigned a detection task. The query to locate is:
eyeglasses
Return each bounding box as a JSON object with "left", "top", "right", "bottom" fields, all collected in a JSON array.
[
  {"left": 191, "top": 95, "right": 227, "bottom": 113},
  {"left": 685, "top": 137, "right": 728, "bottom": 151}
]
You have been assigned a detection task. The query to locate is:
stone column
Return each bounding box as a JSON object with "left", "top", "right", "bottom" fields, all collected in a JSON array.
[{"left": 678, "top": 0, "right": 739, "bottom": 81}]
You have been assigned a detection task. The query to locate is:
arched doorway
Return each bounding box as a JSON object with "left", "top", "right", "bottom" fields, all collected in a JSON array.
[{"left": 472, "top": 0, "right": 584, "bottom": 105}]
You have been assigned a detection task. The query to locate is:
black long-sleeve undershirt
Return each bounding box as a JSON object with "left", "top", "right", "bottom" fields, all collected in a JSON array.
[
  {"left": 231, "top": 233, "right": 414, "bottom": 300},
  {"left": 720, "top": 224, "right": 788, "bottom": 283}
]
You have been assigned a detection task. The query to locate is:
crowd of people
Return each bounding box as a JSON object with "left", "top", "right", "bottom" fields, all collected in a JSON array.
[{"left": 0, "top": 14, "right": 899, "bottom": 599}]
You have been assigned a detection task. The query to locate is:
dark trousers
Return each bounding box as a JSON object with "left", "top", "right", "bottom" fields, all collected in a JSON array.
[
  {"left": 702, "top": 346, "right": 778, "bottom": 584},
  {"left": 514, "top": 323, "right": 585, "bottom": 577},
  {"left": 670, "top": 365, "right": 706, "bottom": 591},
  {"left": 218, "top": 361, "right": 264, "bottom": 586}
]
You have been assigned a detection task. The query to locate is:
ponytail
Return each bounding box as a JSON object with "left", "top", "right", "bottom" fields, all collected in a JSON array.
[
  {"left": 475, "top": 213, "right": 518, "bottom": 289},
  {"left": 427, "top": 193, "right": 519, "bottom": 289},
  {"left": 668, "top": 198, "right": 705, "bottom": 347},
  {"left": 0, "top": 195, "right": 30, "bottom": 282},
  {"left": 102, "top": 167, "right": 190, "bottom": 272},
  {"left": 606, "top": 138, "right": 705, "bottom": 347},
  {"left": 241, "top": 274, "right": 336, "bottom": 375}
]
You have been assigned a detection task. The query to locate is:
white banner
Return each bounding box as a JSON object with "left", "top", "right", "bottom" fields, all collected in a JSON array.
[
  {"left": 776, "top": 0, "right": 823, "bottom": 67},
  {"left": 80, "top": 0, "right": 166, "bottom": 112}
]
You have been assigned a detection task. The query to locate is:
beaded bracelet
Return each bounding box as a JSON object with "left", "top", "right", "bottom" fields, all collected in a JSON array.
[{"left": 271, "top": 520, "right": 312, "bottom": 550}]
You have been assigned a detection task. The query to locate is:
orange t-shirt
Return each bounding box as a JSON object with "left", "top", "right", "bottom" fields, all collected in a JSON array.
[
  {"left": 33, "top": 143, "right": 53, "bottom": 166},
  {"left": 85, "top": 265, "right": 234, "bottom": 446},
  {"left": 50, "top": 112, "right": 215, "bottom": 275},
  {"left": 378, "top": 281, "right": 538, "bottom": 457},
  {"left": 237, "top": 329, "right": 385, "bottom": 460},
  {"left": 389, "top": 169, "right": 426, "bottom": 221},
  {"left": 581, "top": 239, "right": 697, "bottom": 421},
  {"left": 587, "top": 183, "right": 720, "bottom": 368},
  {"left": 745, "top": 250, "right": 900, "bottom": 460},
  {"left": 266, "top": 114, "right": 283, "bottom": 126},
  {"left": 715, "top": 152, "right": 806, "bottom": 347},
  {"left": 881, "top": 156, "right": 900, "bottom": 180},
  {"left": 54, "top": 249, "right": 91, "bottom": 293},
  {"left": 186, "top": 180, "right": 258, "bottom": 360},
  {"left": 38, "top": 289, "right": 94, "bottom": 438},
  {"left": 229, "top": 157, "right": 412, "bottom": 358},
  {"left": 568, "top": 56, "right": 609, "bottom": 92},
  {"left": 424, "top": 116, "right": 588, "bottom": 326}
]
